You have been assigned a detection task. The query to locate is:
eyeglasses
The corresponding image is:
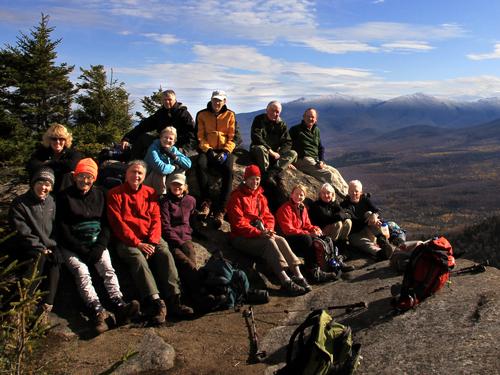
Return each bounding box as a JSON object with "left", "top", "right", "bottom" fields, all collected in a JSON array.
[
  {"left": 50, "top": 137, "right": 66, "bottom": 142},
  {"left": 75, "top": 173, "right": 95, "bottom": 182}
]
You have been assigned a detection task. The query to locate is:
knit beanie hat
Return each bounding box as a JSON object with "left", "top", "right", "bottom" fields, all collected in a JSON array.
[
  {"left": 74, "top": 158, "right": 98, "bottom": 180},
  {"left": 31, "top": 167, "right": 55, "bottom": 187},
  {"left": 244, "top": 165, "right": 261, "bottom": 180}
]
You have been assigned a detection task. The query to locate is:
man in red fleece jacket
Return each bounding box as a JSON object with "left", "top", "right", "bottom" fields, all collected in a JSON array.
[{"left": 107, "top": 160, "right": 193, "bottom": 324}]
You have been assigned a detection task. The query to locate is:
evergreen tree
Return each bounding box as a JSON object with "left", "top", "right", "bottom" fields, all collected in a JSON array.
[
  {"left": 72, "top": 65, "right": 132, "bottom": 155},
  {"left": 1, "top": 13, "right": 74, "bottom": 134},
  {"left": 135, "top": 87, "right": 163, "bottom": 120}
]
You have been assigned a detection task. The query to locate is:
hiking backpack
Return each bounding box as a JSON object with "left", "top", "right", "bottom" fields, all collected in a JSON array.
[
  {"left": 199, "top": 251, "right": 250, "bottom": 310},
  {"left": 394, "top": 236, "right": 456, "bottom": 311},
  {"left": 386, "top": 221, "right": 406, "bottom": 246},
  {"left": 276, "top": 309, "right": 361, "bottom": 375},
  {"left": 312, "top": 236, "right": 342, "bottom": 273}
]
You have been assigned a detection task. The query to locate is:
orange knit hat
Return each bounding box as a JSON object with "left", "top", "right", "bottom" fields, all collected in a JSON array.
[{"left": 74, "top": 158, "right": 98, "bottom": 180}]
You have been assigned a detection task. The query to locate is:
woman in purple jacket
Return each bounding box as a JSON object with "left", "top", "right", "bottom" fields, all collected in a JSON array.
[{"left": 159, "top": 173, "right": 199, "bottom": 296}]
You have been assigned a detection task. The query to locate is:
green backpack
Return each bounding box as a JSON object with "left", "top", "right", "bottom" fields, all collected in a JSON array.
[{"left": 277, "top": 309, "right": 361, "bottom": 375}]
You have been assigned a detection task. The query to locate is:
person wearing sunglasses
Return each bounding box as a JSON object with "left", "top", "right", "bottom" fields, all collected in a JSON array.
[{"left": 27, "top": 123, "right": 83, "bottom": 193}]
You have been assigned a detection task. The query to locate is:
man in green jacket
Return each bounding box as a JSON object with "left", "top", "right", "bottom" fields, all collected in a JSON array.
[
  {"left": 250, "top": 100, "right": 297, "bottom": 180},
  {"left": 289, "top": 108, "right": 348, "bottom": 197}
]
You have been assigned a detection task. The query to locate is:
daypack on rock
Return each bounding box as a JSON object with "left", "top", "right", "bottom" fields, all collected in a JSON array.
[
  {"left": 276, "top": 309, "right": 361, "bottom": 375},
  {"left": 312, "top": 236, "right": 342, "bottom": 274},
  {"left": 199, "top": 251, "right": 250, "bottom": 310},
  {"left": 394, "top": 236, "right": 455, "bottom": 311}
]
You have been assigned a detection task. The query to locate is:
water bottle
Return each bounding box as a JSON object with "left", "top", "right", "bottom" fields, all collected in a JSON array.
[{"left": 380, "top": 222, "right": 390, "bottom": 239}]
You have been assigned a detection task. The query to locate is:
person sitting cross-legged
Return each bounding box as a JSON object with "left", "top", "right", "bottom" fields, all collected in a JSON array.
[
  {"left": 276, "top": 184, "right": 339, "bottom": 283},
  {"left": 107, "top": 160, "right": 194, "bottom": 325},
  {"left": 57, "top": 158, "right": 139, "bottom": 334},
  {"left": 226, "top": 165, "right": 309, "bottom": 296}
]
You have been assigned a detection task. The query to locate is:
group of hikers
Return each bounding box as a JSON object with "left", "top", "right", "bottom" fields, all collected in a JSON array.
[{"left": 6, "top": 89, "right": 400, "bottom": 334}]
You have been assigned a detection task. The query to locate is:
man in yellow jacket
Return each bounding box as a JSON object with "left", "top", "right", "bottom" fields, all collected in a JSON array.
[{"left": 195, "top": 90, "right": 236, "bottom": 228}]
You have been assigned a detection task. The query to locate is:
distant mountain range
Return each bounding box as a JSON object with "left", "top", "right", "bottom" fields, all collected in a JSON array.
[{"left": 236, "top": 93, "right": 500, "bottom": 153}]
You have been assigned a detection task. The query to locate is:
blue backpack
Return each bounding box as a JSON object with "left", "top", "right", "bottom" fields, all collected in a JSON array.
[{"left": 199, "top": 251, "right": 250, "bottom": 310}]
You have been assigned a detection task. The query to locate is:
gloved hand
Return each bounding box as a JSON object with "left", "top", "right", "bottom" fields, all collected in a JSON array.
[
  {"left": 207, "top": 149, "right": 216, "bottom": 160},
  {"left": 160, "top": 146, "right": 178, "bottom": 161},
  {"left": 216, "top": 151, "right": 228, "bottom": 164}
]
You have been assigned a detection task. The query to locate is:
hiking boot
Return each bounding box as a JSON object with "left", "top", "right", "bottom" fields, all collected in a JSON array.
[
  {"left": 90, "top": 303, "right": 113, "bottom": 334},
  {"left": 168, "top": 294, "right": 194, "bottom": 319},
  {"left": 339, "top": 261, "right": 355, "bottom": 272},
  {"left": 311, "top": 267, "right": 340, "bottom": 284},
  {"left": 112, "top": 298, "right": 140, "bottom": 325},
  {"left": 376, "top": 235, "right": 395, "bottom": 259},
  {"left": 291, "top": 276, "right": 312, "bottom": 293},
  {"left": 149, "top": 298, "right": 167, "bottom": 325},
  {"left": 280, "top": 279, "right": 307, "bottom": 297}
]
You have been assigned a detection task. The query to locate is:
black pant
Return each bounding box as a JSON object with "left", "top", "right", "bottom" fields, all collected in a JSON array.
[
  {"left": 284, "top": 234, "right": 317, "bottom": 269},
  {"left": 22, "top": 252, "right": 60, "bottom": 306},
  {"left": 196, "top": 151, "right": 234, "bottom": 212}
]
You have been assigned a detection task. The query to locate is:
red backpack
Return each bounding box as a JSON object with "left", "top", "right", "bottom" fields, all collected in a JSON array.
[{"left": 394, "top": 237, "right": 456, "bottom": 311}]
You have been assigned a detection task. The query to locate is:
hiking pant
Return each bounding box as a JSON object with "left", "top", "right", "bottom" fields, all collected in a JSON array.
[
  {"left": 116, "top": 238, "right": 180, "bottom": 301},
  {"left": 62, "top": 248, "right": 122, "bottom": 306},
  {"left": 170, "top": 241, "right": 200, "bottom": 296},
  {"left": 22, "top": 252, "right": 60, "bottom": 306},
  {"left": 294, "top": 157, "right": 348, "bottom": 197},
  {"left": 323, "top": 219, "right": 352, "bottom": 242},
  {"left": 250, "top": 145, "right": 297, "bottom": 173},
  {"left": 349, "top": 225, "right": 381, "bottom": 256},
  {"left": 196, "top": 151, "right": 234, "bottom": 212},
  {"left": 283, "top": 234, "right": 317, "bottom": 269},
  {"left": 230, "top": 235, "right": 301, "bottom": 277}
]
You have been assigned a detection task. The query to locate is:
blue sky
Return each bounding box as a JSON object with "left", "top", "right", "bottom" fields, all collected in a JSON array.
[{"left": 1, "top": 0, "right": 500, "bottom": 114}]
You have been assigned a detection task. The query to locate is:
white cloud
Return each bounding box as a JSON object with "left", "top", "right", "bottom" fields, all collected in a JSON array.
[
  {"left": 301, "top": 37, "right": 379, "bottom": 54},
  {"left": 373, "top": 0, "right": 385, "bottom": 3},
  {"left": 329, "top": 22, "right": 465, "bottom": 42},
  {"left": 467, "top": 43, "right": 500, "bottom": 60},
  {"left": 142, "top": 33, "right": 180, "bottom": 45},
  {"left": 381, "top": 40, "right": 434, "bottom": 52}
]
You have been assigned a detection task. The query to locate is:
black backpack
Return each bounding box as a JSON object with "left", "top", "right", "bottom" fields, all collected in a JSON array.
[{"left": 276, "top": 309, "right": 361, "bottom": 375}]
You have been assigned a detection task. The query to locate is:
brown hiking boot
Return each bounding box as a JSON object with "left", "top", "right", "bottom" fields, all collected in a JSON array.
[
  {"left": 291, "top": 276, "right": 312, "bottom": 292},
  {"left": 112, "top": 298, "right": 140, "bottom": 325},
  {"left": 93, "top": 309, "right": 113, "bottom": 334},
  {"left": 168, "top": 294, "right": 194, "bottom": 319},
  {"left": 311, "top": 267, "right": 340, "bottom": 284},
  {"left": 149, "top": 298, "right": 167, "bottom": 325},
  {"left": 280, "top": 279, "right": 308, "bottom": 297}
]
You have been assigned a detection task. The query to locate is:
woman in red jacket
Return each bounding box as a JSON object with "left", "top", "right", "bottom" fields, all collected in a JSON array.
[
  {"left": 226, "top": 165, "right": 310, "bottom": 296},
  {"left": 276, "top": 184, "right": 339, "bottom": 283}
]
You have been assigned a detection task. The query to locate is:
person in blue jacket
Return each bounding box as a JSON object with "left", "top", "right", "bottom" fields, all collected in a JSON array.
[{"left": 144, "top": 126, "right": 192, "bottom": 195}]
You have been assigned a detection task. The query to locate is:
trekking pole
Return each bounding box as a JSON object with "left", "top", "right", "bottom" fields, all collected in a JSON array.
[
  {"left": 284, "top": 301, "right": 367, "bottom": 314},
  {"left": 450, "top": 262, "right": 487, "bottom": 276},
  {"left": 242, "top": 306, "right": 267, "bottom": 362}
]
